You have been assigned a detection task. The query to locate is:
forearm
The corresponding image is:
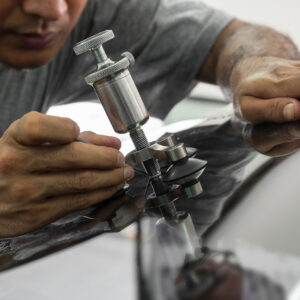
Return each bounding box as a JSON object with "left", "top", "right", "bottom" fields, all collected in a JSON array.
[{"left": 198, "top": 19, "right": 300, "bottom": 100}]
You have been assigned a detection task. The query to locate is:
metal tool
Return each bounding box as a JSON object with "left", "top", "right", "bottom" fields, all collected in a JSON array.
[
  {"left": 74, "top": 30, "right": 211, "bottom": 299},
  {"left": 73, "top": 30, "right": 206, "bottom": 221},
  {"left": 74, "top": 30, "right": 148, "bottom": 134}
]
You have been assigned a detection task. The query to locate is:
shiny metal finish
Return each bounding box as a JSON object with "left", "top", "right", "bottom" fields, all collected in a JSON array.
[
  {"left": 183, "top": 181, "right": 203, "bottom": 198},
  {"left": 85, "top": 57, "right": 130, "bottom": 85},
  {"left": 126, "top": 142, "right": 189, "bottom": 166},
  {"left": 74, "top": 29, "right": 205, "bottom": 226},
  {"left": 126, "top": 143, "right": 169, "bottom": 166},
  {"left": 74, "top": 30, "right": 148, "bottom": 133},
  {"left": 121, "top": 52, "right": 135, "bottom": 66},
  {"left": 166, "top": 143, "right": 188, "bottom": 162},
  {"left": 73, "top": 30, "right": 114, "bottom": 55},
  {"left": 93, "top": 70, "right": 149, "bottom": 133},
  {"left": 74, "top": 30, "right": 168, "bottom": 205},
  {"left": 157, "top": 134, "right": 177, "bottom": 147}
]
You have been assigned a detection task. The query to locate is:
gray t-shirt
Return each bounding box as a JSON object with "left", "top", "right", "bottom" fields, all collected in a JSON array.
[{"left": 0, "top": 0, "right": 232, "bottom": 135}]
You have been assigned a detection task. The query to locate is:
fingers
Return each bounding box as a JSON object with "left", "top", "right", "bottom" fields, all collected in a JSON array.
[
  {"left": 244, "top": 123, "right": 297, "bottom": 152},
  {"left": 44, "top": 185, "right": 127, "bottom": 219},
  {"left": 26, "top": 142, "right": 125, "bottom": 172},
  {"left": 38, "top": 165, "right": 134, "bottom": 197},
  {"left": 7, "top": 112, "right": 80, "bottom": 146},
  {"left": 8, "top": 185, "right": 127, "bottom": 236},
  {"left": 11, "top": 165, "right": 134, "bottom": 200},
  {"left": 243, "top": 122, "right": 300, "bottom": 156},
  {"left": 236, "top": 59, "right": 300, "bottom": 100},
  {"left": 79, "top": 131, "right": 121, "bottom": 149},
  {"left": 239, "top": 96, "right": 300, "bottom": 123},
  {"left": 231, "top": 57, "right": 300, "bottom": 124},
  {"left": 0, "top": 164, "right": 135, "bottom": 237},
  {"left": 266, "top": 140, "right": 300, "bottom": 156}
]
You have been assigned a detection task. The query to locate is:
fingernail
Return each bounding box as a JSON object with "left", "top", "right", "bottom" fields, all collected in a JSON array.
[
  {"left": 124, "top": 165, "right": 135, "bottom": 181},
  {"left": 283, "top": 103, "right": 295, "bottom": 121},
  {"left": 73, "top": 123, "right": 80, "bottom": 136},
  {"left": 117, "top": 153, "right": 125, "bottom": 167}
]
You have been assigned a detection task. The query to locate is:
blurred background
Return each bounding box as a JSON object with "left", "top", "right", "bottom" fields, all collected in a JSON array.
[{"left": 2, "top": 1, "right": 300, "bottom": 300}]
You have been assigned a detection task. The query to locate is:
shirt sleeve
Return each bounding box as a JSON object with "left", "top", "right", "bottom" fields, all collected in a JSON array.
[{"left": 126, "top": 0, "right": 234, "bottom": 118}]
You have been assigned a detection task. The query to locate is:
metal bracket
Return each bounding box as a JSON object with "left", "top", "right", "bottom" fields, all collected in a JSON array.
[{"left": 126, "top": 142, "right": 189, "bottom": 166}]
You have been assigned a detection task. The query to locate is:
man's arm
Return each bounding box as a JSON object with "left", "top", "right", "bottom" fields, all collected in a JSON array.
[{"left": 198, "top": 19, "right": 300, "bottom": 123}]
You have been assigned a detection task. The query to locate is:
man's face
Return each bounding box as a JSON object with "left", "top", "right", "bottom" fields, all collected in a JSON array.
[{"left": 0, "top": 0, "right": 87, "bottom": 69}]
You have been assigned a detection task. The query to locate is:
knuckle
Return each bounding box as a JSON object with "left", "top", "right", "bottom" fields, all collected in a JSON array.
[
  {"left": 78, "top": 170, "right": 96, "bottom": 187},
  {"left": 10, "top": 181, "right": 36, "bottom": 201},
  {"left": 22, "top": 112, "right": 44, "bottom": 141},
  {"left": 272, "top": 65, "right": 290, "bottom": 81},
  {"left": 71, "top": 170, "right": 97, "bottom": 190},
  {"left": 267, "top": 100, "right": 281, "bottom": 120},
  {"left": 0, "top": 149, "right": 23, "bottom": 174},
  {"left": 63, "top": 143, "right": 80, "bottom": 165},
  {"left": 114, "top": 167, "right": 126, "bottom": 183},
  {"left": 63, "top": 117, "right": 79, "bottom": 137},
  {"left": 70, "top": 194, "right": 91, "bottom": 210},
  {"left": 23, "top": 111, "right": 42, "bottom": 127},
  {"left": 101, "top": 168, "right": 124, "bottom": 187}
]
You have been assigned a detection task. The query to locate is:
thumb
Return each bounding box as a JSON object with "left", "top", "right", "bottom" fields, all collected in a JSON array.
[{"left": 239, "top": 96, "right": 300, "bottom": 123}]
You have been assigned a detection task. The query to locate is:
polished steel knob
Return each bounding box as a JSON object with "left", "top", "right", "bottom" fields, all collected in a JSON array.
[{"left": 73, "top": 30, "right": 114, "bottom": 63}]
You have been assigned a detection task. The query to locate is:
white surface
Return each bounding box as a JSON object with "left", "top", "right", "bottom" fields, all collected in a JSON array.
[
  {"left": 47, "top": 102, "right": 164, "bottom": 154},
  {"left": 206, "top": 151, "right": 300, "bottom": 295},
  {"left": 190, "top": 83, "right": 224, "bottom": 101},
  {"left": 0, "top": 234, "right": 136, "bottom": 300},
  {"left": 209, "top": 0, "right": 300, "bottom": 47}
]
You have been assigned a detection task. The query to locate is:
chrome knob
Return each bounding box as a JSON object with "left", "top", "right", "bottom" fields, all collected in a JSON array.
[{"left": 73, "top": 30, "right": 114, "bottom": 65}]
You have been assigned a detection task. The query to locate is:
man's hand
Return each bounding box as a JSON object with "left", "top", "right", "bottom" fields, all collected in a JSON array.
[
  {"left": 231, "top": 57, "right": 300, "bottom": 123},
  {"left": 243, "top": 121, "right": 300, "bottom": 156},
  {"left": 198, "top": 19, "right": 300, "bottom": 124},
  {"left": 0, "top": 111, "right": 134, "bottom": 238}
]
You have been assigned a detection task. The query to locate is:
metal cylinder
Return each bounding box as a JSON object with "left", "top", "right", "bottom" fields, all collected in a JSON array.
[
  {"left": 166, "top": 143, "right": 188, "bottom": 162},
  {"left": 93, "top": 70, "right": 149, "bottom": 133}
]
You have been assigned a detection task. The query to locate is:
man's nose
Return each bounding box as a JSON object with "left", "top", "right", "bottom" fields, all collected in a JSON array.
[{"left": 22, "top": 0, "right": 68, "bottom": 21}]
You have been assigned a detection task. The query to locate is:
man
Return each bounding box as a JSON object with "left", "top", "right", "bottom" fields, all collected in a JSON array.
[{"left": 0, "top": 0, "right": 299, "bottom": 237}]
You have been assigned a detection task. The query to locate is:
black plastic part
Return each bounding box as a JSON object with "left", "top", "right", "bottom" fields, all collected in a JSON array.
[{"left": 164, "top": 158, "right": 207, "bottom": 183}]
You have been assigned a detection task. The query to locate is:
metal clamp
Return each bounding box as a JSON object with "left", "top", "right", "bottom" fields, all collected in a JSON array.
[{"left": 126, "top": 142, "right": 189, "bottom": 166}]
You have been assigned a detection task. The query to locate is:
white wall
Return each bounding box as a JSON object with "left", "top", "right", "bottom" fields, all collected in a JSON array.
[{"left": 208, "top": 0, "right": 300, "bottom": 47}]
